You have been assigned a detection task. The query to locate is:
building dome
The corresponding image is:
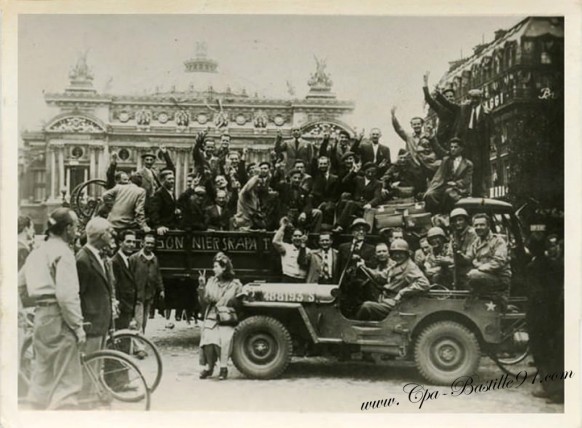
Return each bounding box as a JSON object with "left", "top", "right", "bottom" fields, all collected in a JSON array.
[{"left": 148, "top": 42, "right": 262, "bottom": 100}]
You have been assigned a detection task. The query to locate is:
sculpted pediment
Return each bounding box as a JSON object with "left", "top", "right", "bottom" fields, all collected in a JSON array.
[{"left": 46, "top": 115, "right": 106, "bottom": 133}]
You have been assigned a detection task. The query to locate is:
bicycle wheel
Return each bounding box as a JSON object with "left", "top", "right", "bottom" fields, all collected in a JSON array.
[
  {"left": 107, "top": 331, "right": 163, "bottom": 392},
  {"left": 83, "top": 350, "right": 151, "bottom": 410}
]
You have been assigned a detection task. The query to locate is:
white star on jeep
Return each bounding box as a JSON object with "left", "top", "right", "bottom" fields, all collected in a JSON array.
[{"left": 485, "top": 301, "right": 496, "bottom": 311}]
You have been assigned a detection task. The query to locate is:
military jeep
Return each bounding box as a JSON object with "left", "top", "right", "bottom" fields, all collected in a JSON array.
[{"left": 232, "top": 283, "right": 527, "bottom": 385}]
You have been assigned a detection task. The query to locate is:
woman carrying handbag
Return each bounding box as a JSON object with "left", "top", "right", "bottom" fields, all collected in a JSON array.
[{"left": 198, "top": 252, "right": 244, "bottom": 380}]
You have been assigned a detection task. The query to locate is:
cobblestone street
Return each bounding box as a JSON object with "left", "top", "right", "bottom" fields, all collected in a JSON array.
[{"left": 143, "top": 316, "right": 564, "bottom": 413}]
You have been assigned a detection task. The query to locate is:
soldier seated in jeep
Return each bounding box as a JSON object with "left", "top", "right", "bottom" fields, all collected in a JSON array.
[{"left": 356, "top": 238, "right": 430, "bottom": 321}]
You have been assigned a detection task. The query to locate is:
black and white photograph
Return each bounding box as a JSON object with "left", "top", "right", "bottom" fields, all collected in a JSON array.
[{"left": 2, "top": 3, "right": 580, "bottom": 427}]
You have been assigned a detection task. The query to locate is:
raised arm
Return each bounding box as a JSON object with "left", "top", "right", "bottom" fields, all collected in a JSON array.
[
  {"left": 272, "top": 217, "right": 288, "bottom": 255},
  {"left": 160, "top": 145, "right": 175, "bottom": 173},
  {"left": 390, "top": 107, "right": 409, "bottom": 143}
]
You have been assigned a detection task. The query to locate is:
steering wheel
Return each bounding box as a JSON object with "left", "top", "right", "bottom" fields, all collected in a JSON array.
[{"left": 70, "top": 179, "right": 108, "bottom": 221}]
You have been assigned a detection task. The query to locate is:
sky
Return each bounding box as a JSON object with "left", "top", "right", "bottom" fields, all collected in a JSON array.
[{"left": 19, "top": 14, "right": 524, "bottom": 154}]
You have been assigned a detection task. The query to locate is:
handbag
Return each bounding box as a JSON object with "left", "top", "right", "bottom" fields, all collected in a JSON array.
[{"left": 216, "top": 306, "right": 239, "bottom": 326}]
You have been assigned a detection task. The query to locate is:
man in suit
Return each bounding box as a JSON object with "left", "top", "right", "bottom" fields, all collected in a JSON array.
[
  {"left": 335, "top": 162, "right": 383, "bottom": 231},
  {"left": 131, "top": 234, "right": 165, "bottom": 335},
  {"left": 298, "top": 232, "right": 340, "bottom": 284},
  {"left": 150, "top": 169, "right": 179, "bottom": 235},
  {"left": 102, "top": 173, "right": 151, "bottom": 234},
  {"left": 338, "top": 218, "right": 376, "bottom": 317},
  {"left": 356, "top": 128, "right": 391, "bottom": 177},
  {"left": 310, "top": 156, "right": 339, "bottom": 226},
  {"left": 180, "top": 186, "right": 208, "bottom": 231},
  {"left": 110, "top": 230, "right": 137, "bottom": 331},
  {"left": 138, "top": 146, "right": 175, "bottom": 199},
  {"left": 271, "top": 168, "right": 322, "bottom": 233},
  {"left": 205, "top": 189, "right": 232, "bottom": 231},
  {"left": 279, "top": 127, "right": 315, "bottom": 175},
  {"left": 424, "top": 138, "right": 473, "bottom": 213},
  {"left": 77, "top": 217, "right": 115, "bottom": 400},
  {"left": 422, "top": 71, "right": 457, "bottom": 149},
  {"left": 435, "top": 88, "right": 491, "bottom": 197}
]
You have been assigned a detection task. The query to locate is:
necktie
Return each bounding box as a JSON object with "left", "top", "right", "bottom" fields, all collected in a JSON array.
[
  {"left": 295, "top": 139, "right": 300, "bottom": 151},
  {"left": 469, "top": 107, "right": 477, "bottom": 130},
  {"left": 322, "top": 252, "right": 330, "bottom": 280}
]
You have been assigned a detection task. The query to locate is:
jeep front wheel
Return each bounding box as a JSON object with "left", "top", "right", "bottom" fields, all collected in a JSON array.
[
  {"left": 232, "top": 316, "right": 293, "bottom": 379},
  {"left": 414, "top": 321, "right": 480, "bottom": 385}
]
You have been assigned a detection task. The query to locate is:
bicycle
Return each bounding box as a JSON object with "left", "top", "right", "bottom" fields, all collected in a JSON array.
[
  {"left": 20, "top": 324, "right": 163, "bottom": 394},
  {"left": 19, "top": 324, "right": 151, "bottom": 410}
]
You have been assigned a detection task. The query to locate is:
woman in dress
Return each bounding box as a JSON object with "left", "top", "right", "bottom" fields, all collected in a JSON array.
[{"left": 198, "top": 252, "right": 243, "bottom": 380}]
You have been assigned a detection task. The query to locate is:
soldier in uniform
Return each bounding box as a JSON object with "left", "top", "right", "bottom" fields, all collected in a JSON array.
[
  {"left": 448, "top": 208, "right": 478, "bottom": 289},
  {"left": 20, "top": 208, "right": 86, "bottom": 410},
  {"left": 463, "top": 213, "right": 511, "bottom": 306},
  {"left": 356, "top": 239, "right": 430, "bottom": 321},
  {"left": 423, "top": 227, "right": 454, "bottom": 286}
]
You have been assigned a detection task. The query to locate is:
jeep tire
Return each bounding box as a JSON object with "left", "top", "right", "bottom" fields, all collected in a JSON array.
[
  {"left": 232, "top": 316, "right": 293, "bottom": 379},
  {"left": 414, "top": 321, "right": 480, "bottom": 385}
]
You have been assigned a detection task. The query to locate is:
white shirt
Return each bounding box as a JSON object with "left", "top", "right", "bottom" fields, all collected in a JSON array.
[
  {"left": 280, "top": 243, "right": 309, "bottom": 279},
  {"left": 453, "top": 156, "right": 462, "bottom": 172},
  {"left": 86, "top": 244, "right": 105, "bottom": 273},
  {"left": 468, "top": 105, "right": 482, "bottom": 129},
  {"left": 119, "top": 251, "right": 130, "bottom": 269},
  {"left": 364, "top": 177, "right": 371, "bottom": 187}
]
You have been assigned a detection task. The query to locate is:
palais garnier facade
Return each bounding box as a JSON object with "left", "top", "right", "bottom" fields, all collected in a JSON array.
[{"left": 19, "top": 43, "right": 355, "bottom": 227}]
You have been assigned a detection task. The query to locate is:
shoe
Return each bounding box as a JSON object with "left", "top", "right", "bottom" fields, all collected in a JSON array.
[
  {"left": 199, "top": 368, "right": 214, "bottom": 379},
  {"left": 218, "top": 368, "right": 228, "bottom": 380},
  {"left": 165, "top": 322, "right": 175, "bottom": 329},
  {"left": 134, "top": 350, "right": 148, "bottom": 360},
  {"left": 115, "top": 384, "right": 138, "bottom": 393}
]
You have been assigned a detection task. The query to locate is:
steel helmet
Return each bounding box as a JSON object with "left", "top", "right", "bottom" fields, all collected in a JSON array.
[
  {"left": 427, "top": 227, "right": 447, "bottom": 239},
  {"left": 390, "top": 238, "right": 409, "bottom": 253},
  {"left": 450, "top": 208, "right": 469, "bottom": 219}
]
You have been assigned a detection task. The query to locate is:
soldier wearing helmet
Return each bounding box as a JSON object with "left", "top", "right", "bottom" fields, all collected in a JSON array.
[
  {"left": 356, "top": 238, "right": 430, "bottom": 321},
  {"left": 423, "top": 227, "right": 454, "bottom": 286},
  {"left": 449, "top": 207, "right": 478, "bottom": 289}
]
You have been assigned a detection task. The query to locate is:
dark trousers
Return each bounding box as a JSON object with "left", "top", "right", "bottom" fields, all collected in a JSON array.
[{"left": 356, "top": 301, "right": 394, "bottom": 321}]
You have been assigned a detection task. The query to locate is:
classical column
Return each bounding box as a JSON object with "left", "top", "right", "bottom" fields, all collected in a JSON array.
[
  {"left": 89, "top": 148, "right": 96, "bottom": 180},
  {"left": 183, "top": 150, "right": 190, "bottom": 184},
  {"left": 57, "top": 145, "right": 65, "bottom": 196},
  {"left": 136, "top": 148, "right": 142, "bottom": 170},
  {"left": 66, "top": 168, "right": 71, "bottom": 196},
  {"left": 49, "top": 146, "right": 57, "bottom": 200},
  {"left": 175, "top": 148, "right": 182, "bottom": 196}
]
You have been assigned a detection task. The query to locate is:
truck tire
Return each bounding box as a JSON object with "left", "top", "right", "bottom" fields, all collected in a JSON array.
[
  {"left": 414, "top": 321, "right": 480, "bottom": 385},
  {"left": 232, "top": 316, "right": 293, "bottom": 379}
]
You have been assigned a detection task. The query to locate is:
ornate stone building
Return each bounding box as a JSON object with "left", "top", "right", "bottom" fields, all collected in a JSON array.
[
  {"left": 432, "top": 17, "right": 563, "bottom": 205},
  {"left": 19, "top": 44, "right": 355, "bottom": 226}
]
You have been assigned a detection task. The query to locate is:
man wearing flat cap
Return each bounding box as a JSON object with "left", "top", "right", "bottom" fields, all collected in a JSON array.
[
  {"left": 424, "top": 137, "right": 473, "bottom": 213},
  {"left": 434, "top": 86, "right": 491, "bottom": 197},
  {"left": 150, "top": 169, "right": 179, "bottom": 235},
  {"left": 334, "top": 162, "right": 383, "bottom": 231},
  {"left": 137, "top": 145, "right": 175, "bottom": 199},
  {"left": 181, "top": 186, "right": 208, "bottom": 231}
]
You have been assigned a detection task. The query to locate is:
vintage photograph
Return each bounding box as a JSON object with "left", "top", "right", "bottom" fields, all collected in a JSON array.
[{"left": 13, "top": 13, "right": 567, "bottom": 415}]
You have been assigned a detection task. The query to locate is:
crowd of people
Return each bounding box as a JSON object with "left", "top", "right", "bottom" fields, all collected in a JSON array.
[
  {"left": 16, "top": 72, "right": 565, "bottom": 408},
  {"left": 100, "top": 73, "right": 493, "bottom": 237}
]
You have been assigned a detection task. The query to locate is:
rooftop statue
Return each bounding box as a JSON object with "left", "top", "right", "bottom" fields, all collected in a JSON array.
[
  {"left": 308, "top": 55, "right": 333, "bottom": 91},
  {"left": 69, "top": 51, "right": 94, "bottom": 83}
]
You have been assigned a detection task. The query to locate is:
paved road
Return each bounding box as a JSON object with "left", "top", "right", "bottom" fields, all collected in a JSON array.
[{"left": 142, "top": 316, "right": 564, "bottom": 413}]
